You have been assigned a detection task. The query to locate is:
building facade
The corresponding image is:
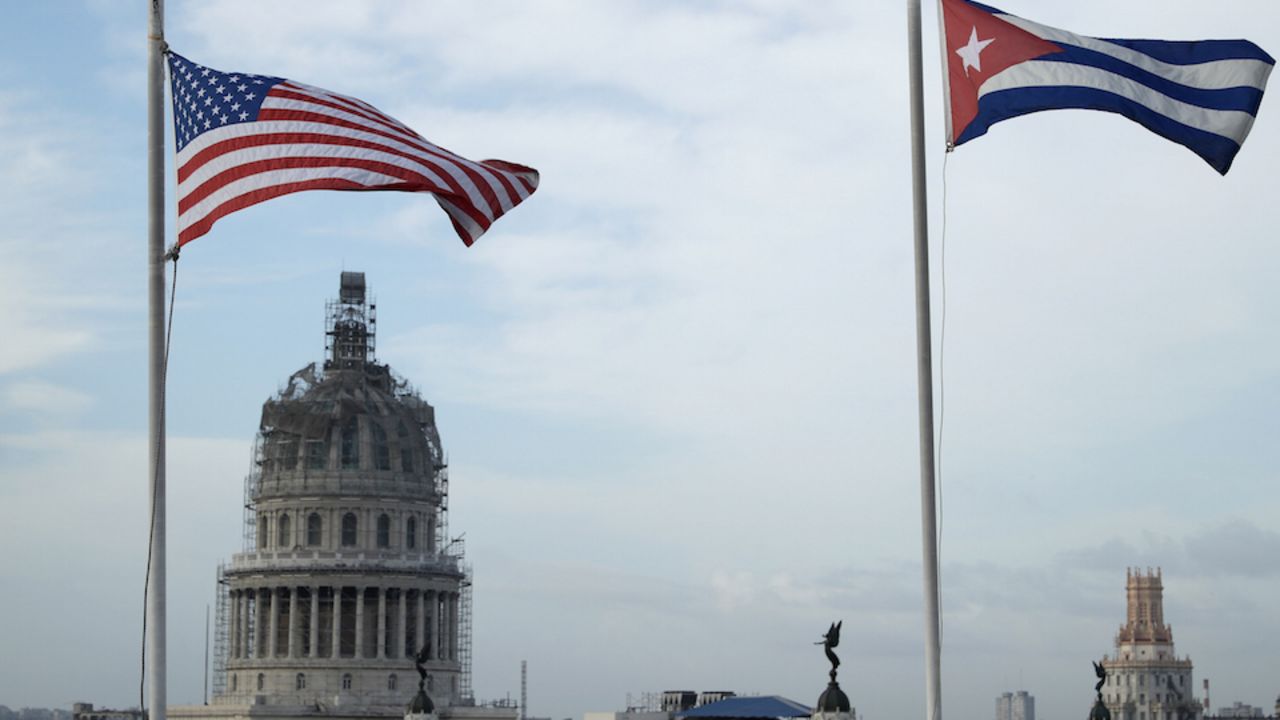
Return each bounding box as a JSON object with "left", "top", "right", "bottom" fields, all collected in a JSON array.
[
  {"left": 173, "top": 273, "right": 487, "bottom": 720},
  {"left": 1100, "top": 568, "right": 1201, "bottom": 720}
]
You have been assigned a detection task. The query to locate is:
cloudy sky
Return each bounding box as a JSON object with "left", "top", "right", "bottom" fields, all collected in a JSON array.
[{"left": 1, "top": 2, "right": 1278, "bottom": 720}]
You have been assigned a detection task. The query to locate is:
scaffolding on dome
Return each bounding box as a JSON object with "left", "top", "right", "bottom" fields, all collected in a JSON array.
[
  {"left": 211, "top": 564, "right": 230, "bottom": 698},
  {"left": 201, "top": 272, "right": 474, "bottom": 711},
  {"left": 458, "top": 561, "right": 474, "bottom": 704},
  {"left": 242, "top": 440, "right": 261, "bottom": 552}
]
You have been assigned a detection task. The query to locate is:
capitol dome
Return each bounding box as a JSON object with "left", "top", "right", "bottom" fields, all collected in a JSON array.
[{"left": 208, "top": 272, "right": 471, "bottom": 713}]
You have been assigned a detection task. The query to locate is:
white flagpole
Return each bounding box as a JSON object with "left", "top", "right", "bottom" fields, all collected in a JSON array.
[
  {"left": 147, "top": 1, "right": 167, "bottom": 720},
  {"left": 906, "top": 2, "right": 943, "bottom": 720}
]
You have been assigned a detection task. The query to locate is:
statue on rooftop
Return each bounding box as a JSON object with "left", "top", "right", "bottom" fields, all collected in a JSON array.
[
  {"left": 1090, "top": 661, "right": 1112, "bottom": 720},
  {"left": 818, "top": 621, "right": 842, "bottom": 679}
]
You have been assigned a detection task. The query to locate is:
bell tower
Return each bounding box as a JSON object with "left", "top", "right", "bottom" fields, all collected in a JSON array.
[
  {"left": 1101, "top": 568, "right": 1199, "bottom": 720},
  {"left": 1119, "top": 567, "right": 1172, "bottom": 644}
]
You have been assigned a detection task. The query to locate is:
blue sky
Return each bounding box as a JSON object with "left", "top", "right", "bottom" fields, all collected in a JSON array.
[{"left": 1, "top": 2, "right": 1279, "bottom": 720}]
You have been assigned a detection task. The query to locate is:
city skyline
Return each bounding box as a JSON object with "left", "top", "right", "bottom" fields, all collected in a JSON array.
[{"left": 1, "top": 2, "right": 1278, "bottom": 720}]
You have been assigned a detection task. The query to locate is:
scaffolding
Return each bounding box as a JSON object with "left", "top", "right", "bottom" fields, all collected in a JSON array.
[
  {"left": 325, "top": 271, "right": 377, "bottom": 369},
  {"left": 458, "top": 563, "right": 474, "bottom": 704},
  {"left": 434, "top": 459, "right": 450, "bottom": 551},
  {"left": 242, "top": 439, "right": 261, "bottom": 552},
  {"left": 211, "top": 564, "right": 230, "bottom": 698}
]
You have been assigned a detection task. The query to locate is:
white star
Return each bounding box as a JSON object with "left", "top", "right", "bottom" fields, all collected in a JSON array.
[
  {"left": 239, "top": 112, "right": 249, "bottom": 121},
  {"left": 955, "top": 26, "right": 995, "bottom": 76}
]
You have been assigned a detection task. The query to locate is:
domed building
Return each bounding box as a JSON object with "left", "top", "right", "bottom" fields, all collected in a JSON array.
[{"left": 173, "top": 273, "right": 499, "bottom": 720}]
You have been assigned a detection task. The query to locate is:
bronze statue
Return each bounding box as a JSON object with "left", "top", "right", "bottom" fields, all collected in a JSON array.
[
  {"left": 818, "top": 621, "right": 842, "bottom": 680},
  {"left": 415, "top": 645, "right": 430, "bottom": 690},
  {"left": 1090, "top": 661, "right": 1112, "bottom": 720},
  {"left": 814, "top": 621, "right": 851, "bottom": 714},
  {"left": 407, "top": 645, "right": 435, "bottom": 715}
]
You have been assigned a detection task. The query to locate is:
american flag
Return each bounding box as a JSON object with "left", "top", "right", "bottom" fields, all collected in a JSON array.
[{"left": 167, "top": 51, "right": 539, "bottom": 247}]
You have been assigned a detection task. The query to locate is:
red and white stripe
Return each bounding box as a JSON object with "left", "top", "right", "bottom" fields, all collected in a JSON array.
[{"left": 175, "top": 80, "right": 539, "bottom": 246}]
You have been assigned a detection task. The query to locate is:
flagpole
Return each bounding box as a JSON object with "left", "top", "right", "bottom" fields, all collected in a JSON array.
[
  {"left": 147, "top": 2, "right": 167, "bottom": 720},
  {"left": 907, "top": 2, "right": 943, "bottom": 720}
]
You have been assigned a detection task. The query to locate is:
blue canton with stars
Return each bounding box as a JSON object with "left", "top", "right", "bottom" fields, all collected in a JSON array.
[{"left": 167, "top": 52, "right": 284, "bottom": 153}]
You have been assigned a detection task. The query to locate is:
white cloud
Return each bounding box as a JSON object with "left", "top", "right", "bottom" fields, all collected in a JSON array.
[{"left": 1, "top": 380, "right": 92, "bottom": 418}]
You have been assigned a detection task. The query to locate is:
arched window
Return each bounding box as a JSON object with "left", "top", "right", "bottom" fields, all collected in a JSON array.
[
  {"left": 406, "top": 517, "right": 417, "bottom": 549},
  {"left": 257, "top": 514, "right": 268, "bottom": 549},
  {"left": 278, "top": 434, "right": 299, "bottom": 471},
  {"left": 341, "top": 673, "right": 352, "bottom": 690},
  {"left": 372, "top": 422, "right": 391, "bottom": 471},
  {"left": 231, "top": 674, "right": 237, "bottom": 692},
  {"left": 306, "top": 436, "right": 329, "bottom": 470},
  {"left": 398, "top": 421, "right": 414, "bottom": 472},
  {"left": 342, "top": 513, "right": 358, "bottom": 547},
  {"left": 340, "top": 417, "right": 360, "bottom": 469},
  {"left": 277, "top": 514, "right": 291, "bottom": 548},
  {"left": 377, "top": 514, "right": 391, "bottom": 548},
  {"left": 296, "top": 673, "right": 306, "bottom": 690},
  {"left": 388, "top": 674, "right": 397, "bottom": 691},
  {"left": 257, "top": 673, "right": 265, "bottom": 691},
  {"left": 307, "top": 513, "right": 322, "bottom": 546}
]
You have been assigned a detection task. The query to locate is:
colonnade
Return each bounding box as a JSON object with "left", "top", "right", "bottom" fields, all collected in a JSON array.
[{"left": 227, "top": 585, "right": 460, "bottom": 663}]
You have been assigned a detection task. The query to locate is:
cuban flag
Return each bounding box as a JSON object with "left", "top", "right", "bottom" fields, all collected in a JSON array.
[{"left": 941, "top": 0, "right": 1274, "bottom": 174}]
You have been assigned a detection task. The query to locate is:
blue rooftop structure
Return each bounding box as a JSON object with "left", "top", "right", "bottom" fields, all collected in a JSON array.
[{"left": 676, "top": 696, "right": 812, "bottom": 719}]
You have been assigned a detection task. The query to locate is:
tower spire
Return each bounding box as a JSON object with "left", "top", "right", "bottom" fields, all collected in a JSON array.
[{"left": 326, "top": 271, "right": 376, "bottom": 369}]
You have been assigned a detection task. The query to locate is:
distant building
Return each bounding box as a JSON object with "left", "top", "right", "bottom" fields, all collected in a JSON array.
[
  {"left": 1100, "top": 568, "right": 1202, "bottom": 720},
  {"left": 71, "top": 706, "right": 140, "bottom": 720},
  {"left": 996, "top": 691, "right": 1034, "bottom": 720},
  {"left": 1201, "top": 700, "right": 1280, "bottom": 720},
  {"left": 1211, "top": 703, "right": 1264, "bottom": 718},
  {"left": 587, "top": 691, "right": 814, "bottom": 720}
]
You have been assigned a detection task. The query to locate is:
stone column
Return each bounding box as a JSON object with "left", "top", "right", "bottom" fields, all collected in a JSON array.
[
  {"left": 395, "top": 589, "right": 407, "bottom": 659},
  {"left": 436, "top": 591, "right": 444, "bottom": 661},
  {"left": 433, "top": 590, "right": 443, "bottom": 660},
  {"left": 441, "top": 592, "right": 450, "bottom": 660},
  {"left": 376, "top": 587, "right": 387, "bottom": 659},
  {"left": 442, "top": 590, "right": 451, "bottom": 660},
  {"left": 450, "top": 592, "right": 458, "bottom": 660},
  {"left": 355, "top": 586, "right": 366, "bottom": 658},
  {"left": 330, "top": 586, "right": 341, "bottom": 659},
  {"left": 415, "top": 590, "right": 426, "bottom": 657},
  {"left": 267, "top": 587, "right": 278, "bottom": 658},
  {"left": 423, "top": 589, "right": 435, "bottom": 659},
  {"left": 251, "top": 588, "right": 259, "bottom": 658},
  {"left": 288, "top": 587, "right": 299, "bottom": 657},
  {"left": 309, "top": 587, "right": 320, "bottom": 658},
  {"left": 244, "top": 590, "right": 254, "bottom": 659},
  {"left": 228, "top": 589, "right": 239, "bottom": 659}
]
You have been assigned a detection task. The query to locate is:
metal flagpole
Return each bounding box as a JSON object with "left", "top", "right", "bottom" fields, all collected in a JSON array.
[
  {"left": 906, "top": 2, "right": 943, "bottom": 720},
  {"left": 147, "top": 2, "right": 168, "bottom": 720}
]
